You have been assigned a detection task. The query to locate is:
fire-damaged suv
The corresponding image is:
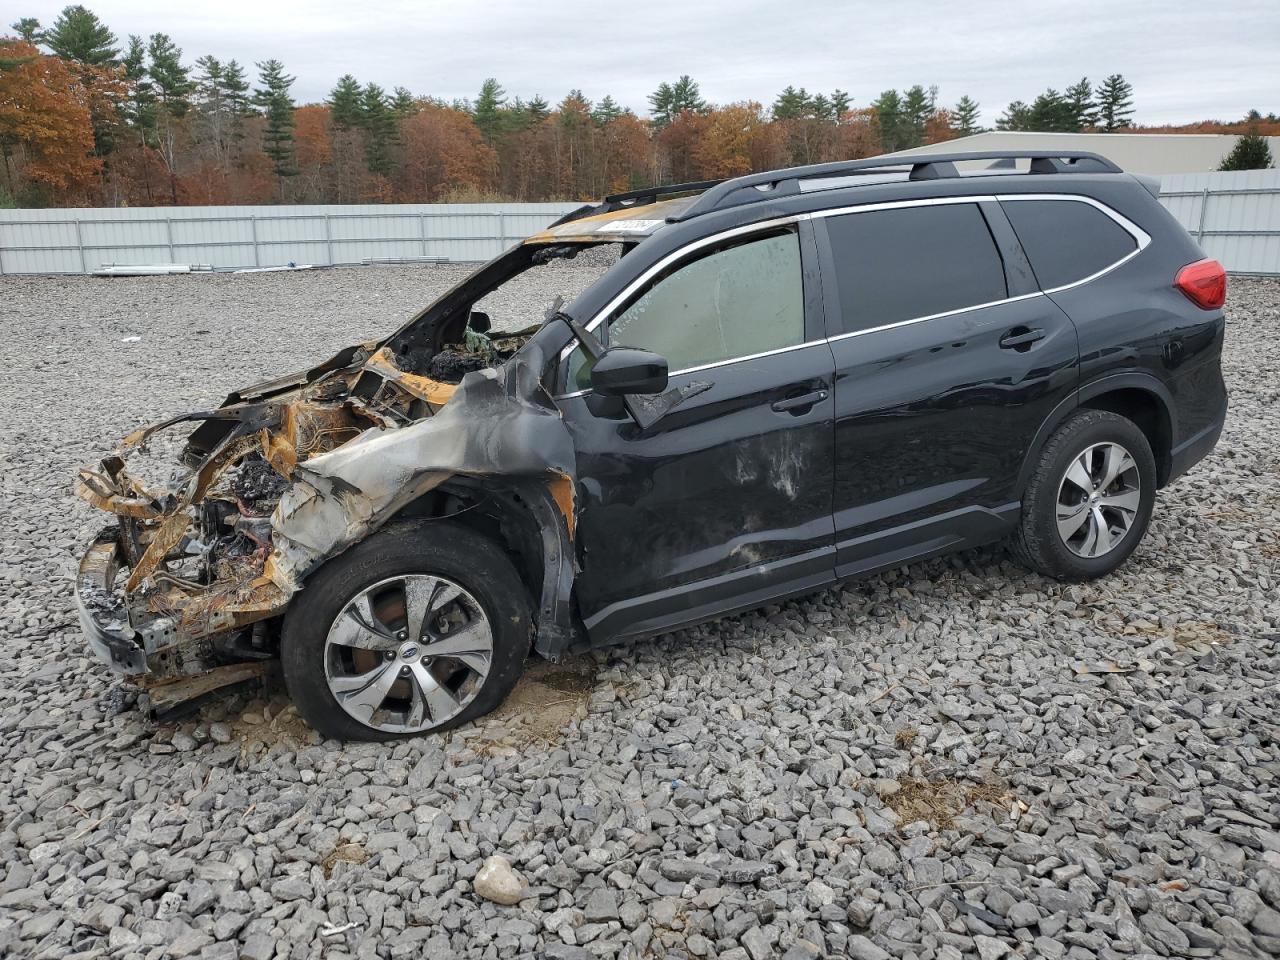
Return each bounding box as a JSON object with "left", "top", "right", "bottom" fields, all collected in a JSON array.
[{"left": 75, "top": 151, "right": 1228, "bottom": 741}]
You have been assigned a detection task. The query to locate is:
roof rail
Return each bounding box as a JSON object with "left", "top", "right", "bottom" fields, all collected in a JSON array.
[
  {"left": 603, "top": 179, "right": 724, "bottom": 208},
  {"left": 671, "top": 150, "right": 1123, "bottom": 222}
]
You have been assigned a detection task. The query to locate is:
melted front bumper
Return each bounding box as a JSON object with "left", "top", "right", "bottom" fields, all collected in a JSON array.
[{"left": 76, "top": 530, "right": 148, "bottom": 674}]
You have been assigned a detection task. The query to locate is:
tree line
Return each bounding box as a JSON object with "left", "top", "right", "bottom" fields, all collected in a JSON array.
[{"left": 1, "top": 5, "right": 1272, "bottom": 208}]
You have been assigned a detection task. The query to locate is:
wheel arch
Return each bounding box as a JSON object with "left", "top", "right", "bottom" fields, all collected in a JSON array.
[
  {"left": 384, "top": 476, "right": 580, "bottom": 659},
  {"left": 1018, "top": 373, "right": 1178, "bottom": 496},
  {"left": 1077, "top": 379, "right": 1175, "bottom": 487}
]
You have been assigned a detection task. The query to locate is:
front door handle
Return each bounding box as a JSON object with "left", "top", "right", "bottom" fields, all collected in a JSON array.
[
  {"left": 771, "top": 389, "right": 828, "bottom": 415},
  {"left": 999, "top": 326, "right": 1045, "bottom": 351}
]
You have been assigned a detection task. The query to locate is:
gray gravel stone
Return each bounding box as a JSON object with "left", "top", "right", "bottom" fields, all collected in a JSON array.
[
  {"left": 1006, "top": 900, "right": 1040, "bottom": 929},
  {"left": 582, "top": 886, "right": 618, "bottom": 922},
  {"left": 270, "top": 875, "right": 312, "bottom": 902},
  {"left": 659, "top": 858, "right": 721, "bottom": 882},
  {"left": 1141, "top": 910, "right": 1192, "bottom": 954},
  {"left": 239, "top": 934, "right": 276, "bottom": 960},
  {"left": 846, "top": 934, "right": 892, "bottom": 960}
]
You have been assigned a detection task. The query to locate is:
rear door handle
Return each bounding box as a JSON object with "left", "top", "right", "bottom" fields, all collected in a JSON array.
[
  {"left": 771, "top": 389, "right": 828, "bottom": 414},
  {"left": 999, "top": 326, "right": 1045, "bottom": 350}
]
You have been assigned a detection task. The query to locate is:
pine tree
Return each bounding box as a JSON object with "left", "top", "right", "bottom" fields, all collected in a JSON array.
[
  {"left": 472, "top": 77, "right": 506, "bottom": 142},
  {"left": 328, "top": 74, "right": 363, "bottom": 128},
  {"left": 872, "top": 89, "right": 905, "bottom": 150},
  {"left": 253, "top": 59, "right": 297, "bottom": 196},
  {"left": 829, "top": 90, "right": 851, "bottom": 121},
  {"left": 1065, "top": 77, "right": 1096, "bottom": 130},
  {"left": 221, "top": 60, "right": 251, "bottom": 120},
  {"left": 1026, "top": 89, "right": 1076, "bottom": 131},
  {"left": 11, "top": 17, "right": 42, "bottom": 43},
  {"left": 117, "top": 34, "right": 158, "bottom": 200},
  {"left": 592, "top": 94, "right": 622, "bottom": 126},
  {"left": 360, "top": 82, "right": 396, "bottom": 175},
  {"left": 141, "top": 33, "right": 192, "bottom": 203},
  {"left": 147, "top": 34, "right": 192, "bottom": 117},
  {"left": 120, "top": 35, "right": 154, "bottom": 133},
  {"left": 953, "top": 95, "right": 980, "bottom": 135},
  {"left": 1219, "top": 133, "right": 1274, "bottom": 171},
  {"left": 648, "top": 82, "right": 675, "bottom": 129},
  {"left": 996, "top": 101, "right": 1032, "bottom": 131},
  {"left": 564, "top": 89, "right": 591, "bottom": 113},
  {"left": 194, "top": 55, "right": 225, "bottom": 149},
  {"left": 1096, "top": 74, "right": 1134, "bottom": 131},
  {"left": 44, "top": 5, "right": 118, "bottom": 65},
  {"left": 901, "top": 85, "right": 932, "bottom": 148},
  {"left": 772, "top": 86, "right": 811, "bottom": 121},
  {"left": 649, "top": 75, "right": 706, "bottom": 129},
  {"left": 194, "top": 54, "right": 248, "bottom": 169},
  {"left": 558, "top": 89, "right": 591, "bottom": 138},
  {"left": 195, "top": 55, "right": 223, "bottom": 97},
  {"left": 391, "top": 86, "right": 418, "bottom": 118},
  {"left": 526, "top": 95, "right": 549, "bottom": 122},
  {"left": 670, "top": 75, "right": 706, "bottom": 114}
]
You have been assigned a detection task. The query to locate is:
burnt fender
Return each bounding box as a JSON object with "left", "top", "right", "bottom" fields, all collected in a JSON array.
[{"left": 515, "top": 482, "right": 578, "bottom": 660}]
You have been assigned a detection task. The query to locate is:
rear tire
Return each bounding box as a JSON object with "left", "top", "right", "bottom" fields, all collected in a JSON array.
[
  {"left": 1010, "top": 409, "right": 1156, "bottom": 582},
  {"left": 281, "top": 520, "right": 531, "bottom": 742}
]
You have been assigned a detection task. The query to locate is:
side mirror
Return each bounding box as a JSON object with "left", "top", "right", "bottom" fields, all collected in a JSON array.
[
  {"left": 468, "top": 310, "right": 492, "bottom": 334},
  {"left": 590, "top": 348, "right": 669, "bottom": 396}
]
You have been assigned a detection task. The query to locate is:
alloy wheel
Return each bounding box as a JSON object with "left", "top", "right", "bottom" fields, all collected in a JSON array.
[
  {"left": 1055, "top": 441, "right": 1142, "bottom": 558},
  {"left": 323, "top": 574, "right": 493, "bottom": 734}
]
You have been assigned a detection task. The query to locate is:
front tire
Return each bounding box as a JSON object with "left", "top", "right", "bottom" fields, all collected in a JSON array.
[
  {"left": 1010, "top": 409, "right": 1157, "bottom": 582},
  {"left": 281, "top": 520, "right": 531, "bottom": 742}
]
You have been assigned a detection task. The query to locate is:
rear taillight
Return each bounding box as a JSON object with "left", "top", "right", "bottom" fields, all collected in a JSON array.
[{"left": 1174, "top": 258, "right": 1227, "bottom": 310}]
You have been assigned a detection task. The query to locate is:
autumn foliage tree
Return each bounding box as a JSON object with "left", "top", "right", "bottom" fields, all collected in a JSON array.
[
  {"left": 396, "top": 103, "right": 497, "bottom": 200},
  {"left": 0, "top": 39, "right": 100, "bottom": 202}
]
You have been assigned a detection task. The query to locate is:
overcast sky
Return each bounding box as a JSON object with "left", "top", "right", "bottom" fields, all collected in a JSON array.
[{"left": 20, "top": 1, "right": 1280, "bottom": 126}]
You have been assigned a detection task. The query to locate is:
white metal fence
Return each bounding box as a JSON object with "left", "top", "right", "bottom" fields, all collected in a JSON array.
[
  {"left": 1158, "top": 169, "right": 1280, "bottom": 277},
  {"left": 0, "top": 202, "right": 579, "bottom": 274},
  {"left": 1, "top": 171, "right": 1278, "bottom": 275}
]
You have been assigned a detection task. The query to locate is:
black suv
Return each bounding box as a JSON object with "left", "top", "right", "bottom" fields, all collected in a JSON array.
[{"left": 76, "top": 151, "right": 1227, "bottom": 741}]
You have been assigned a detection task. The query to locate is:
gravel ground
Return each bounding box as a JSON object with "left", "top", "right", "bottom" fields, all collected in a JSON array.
[{"left": 0, "top": 265, "right": 1277, "bottom": 960}]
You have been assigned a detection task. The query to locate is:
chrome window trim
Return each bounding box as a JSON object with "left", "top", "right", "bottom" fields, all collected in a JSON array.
[
  {"left": 551, "top": 192, "right": 1149, "bottom": 398},
  {"left": 825, "top": 291, "right": 1045, "bottom": 343},
  {"left": 808, "top": 193, "right": 999, "bottom": 220}
]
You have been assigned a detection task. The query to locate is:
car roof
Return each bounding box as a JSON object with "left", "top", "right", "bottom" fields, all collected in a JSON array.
[{"left": 524, "top": 197, "right": 696, "bottom": 244}]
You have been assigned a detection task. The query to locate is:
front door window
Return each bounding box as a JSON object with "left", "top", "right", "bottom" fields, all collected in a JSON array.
[{"left": 566, "top": 230, "right": 805, "bottom": 391}]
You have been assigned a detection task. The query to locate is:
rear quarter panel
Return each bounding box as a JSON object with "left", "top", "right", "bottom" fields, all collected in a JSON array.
[{"left": 1042, "top": 182, "right": 1227, "bottom": 453}]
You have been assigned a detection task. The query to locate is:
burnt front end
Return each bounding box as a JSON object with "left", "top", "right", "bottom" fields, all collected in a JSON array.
[
  {"left": 76, "top": 521, "right": 280, "bottom": 715},
  {"left": 71, "top": 341, "right": 477, "bottom": 716},
  {"left": 73, "top": 406, "right": 332, "bottom": 716}
]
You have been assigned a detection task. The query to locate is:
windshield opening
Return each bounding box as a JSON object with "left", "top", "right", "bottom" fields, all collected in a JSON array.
[{"left": 419, "top": 242, "right": 623, "bottom": 383}]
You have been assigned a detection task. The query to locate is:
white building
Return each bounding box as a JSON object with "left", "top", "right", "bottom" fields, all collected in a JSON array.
[{"left": 883, "top": 130, "right": 1279, "bottom": 176}]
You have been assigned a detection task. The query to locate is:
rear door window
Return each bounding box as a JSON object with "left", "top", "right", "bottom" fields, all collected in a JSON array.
[
  {"left": 823, "top": 203, "right": 1008, "bottom": 335},
  {"left": 1001, "top": 198, "right": 1138, "bottom": 290}
]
